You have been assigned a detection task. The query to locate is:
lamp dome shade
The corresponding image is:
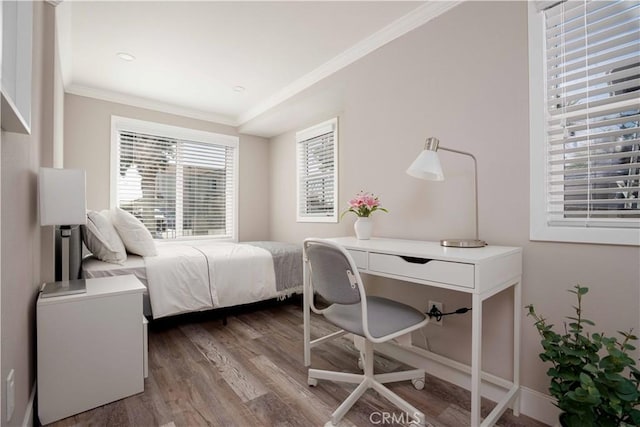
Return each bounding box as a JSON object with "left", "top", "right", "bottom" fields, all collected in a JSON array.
[{"left": 406, "top": 149, "right": 444, "bottom": 181}]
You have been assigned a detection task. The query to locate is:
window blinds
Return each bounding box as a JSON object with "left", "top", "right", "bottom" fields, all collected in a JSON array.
[
  {"left": 544, "top": 0, "right": 639, "bottom": 228},
  {"left": 296, "top": 120, "right": 337, "bottom": 221},
  {"left": 117, "top": 130, "right": 236, "bottom": 239}
]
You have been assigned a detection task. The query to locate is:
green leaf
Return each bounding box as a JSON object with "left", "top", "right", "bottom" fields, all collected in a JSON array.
[
  {"left": 583, "top": 364, "right": 598, "bottom": 374},
  {"left": 579, "top": 372, "right": 594, "bottom": 387},
  {"left": 616, "top": 379, "right": 638, "bottom": 396},
  {"left": 559, "top": 370, "right": 580, "bottom": 381},
  {"left": 619, "top": 330, "right": 638, "bottom": 340}
]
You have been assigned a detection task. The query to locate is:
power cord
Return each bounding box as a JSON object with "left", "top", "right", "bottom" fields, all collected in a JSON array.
[{"left": 427, "top": 305, "right": 472, "bottom": 322}]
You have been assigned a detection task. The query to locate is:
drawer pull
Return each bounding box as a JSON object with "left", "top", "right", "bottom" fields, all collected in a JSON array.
[{"left": 399, "top": 256, "right": 432, "bottom": 264}]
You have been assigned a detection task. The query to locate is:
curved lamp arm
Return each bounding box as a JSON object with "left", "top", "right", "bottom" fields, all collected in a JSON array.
[
  {"left": 407, "top": 137, "right": 486, "bottom": 247},
  {"left": 438, "top": 147, "right": 480, "bottom": 243}
]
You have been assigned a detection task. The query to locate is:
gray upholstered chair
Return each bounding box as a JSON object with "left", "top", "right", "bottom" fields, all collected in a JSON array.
[{"left": 303, "top": 238, "right": 429, "bottom": 427}]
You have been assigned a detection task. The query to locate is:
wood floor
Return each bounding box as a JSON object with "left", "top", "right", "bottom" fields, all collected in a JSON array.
[{"left": 46, "top": 300, "right": 548, "bottom": 427}]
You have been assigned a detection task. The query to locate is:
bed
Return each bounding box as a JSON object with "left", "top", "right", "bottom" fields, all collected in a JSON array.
[{"left": 83, "top": 240, "right": 303, "bottom": 319}]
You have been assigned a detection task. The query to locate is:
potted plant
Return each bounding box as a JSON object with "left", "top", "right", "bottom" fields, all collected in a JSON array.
[
  {"left": 526, "top": 286, "right": 640, "bottom": 426},
  {"left": 341, "top": 191, "right": 388, "bottom": 240}
]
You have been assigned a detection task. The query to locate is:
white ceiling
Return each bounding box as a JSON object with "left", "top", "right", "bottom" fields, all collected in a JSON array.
[{"left": 60, "top": 1, "right": 457, "bottom": 133}]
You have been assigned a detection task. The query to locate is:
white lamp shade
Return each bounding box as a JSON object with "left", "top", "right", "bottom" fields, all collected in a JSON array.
[
  {"left": 39, "top": 168, "right": 87, "bottom": 226},
  {"left": 406, "top": 149, "right": 445, "bottom": 181}
]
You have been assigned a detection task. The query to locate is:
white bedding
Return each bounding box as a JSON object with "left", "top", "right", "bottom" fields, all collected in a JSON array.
[
  {"left": 83, "top": 254, "right": 148, "bottom": 286},
  {"left": 145, "top": 241, "right": 277, "bottom": 319}
]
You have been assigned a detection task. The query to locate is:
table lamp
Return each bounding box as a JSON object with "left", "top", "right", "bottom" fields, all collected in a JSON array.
[
  {"left": 39, "top": 167, "right": 87, "bottom": 292},
  {"left": 406, "top": 137, "right": 487, "bottom": 248}
]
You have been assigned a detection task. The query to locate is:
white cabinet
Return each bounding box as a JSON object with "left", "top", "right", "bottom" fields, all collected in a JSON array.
[
  {"left": 1, "top": 0, "right": 32, "bottom": 134},
  {"left": 37, "top": 276, "right": 146, "bottom": 425}
]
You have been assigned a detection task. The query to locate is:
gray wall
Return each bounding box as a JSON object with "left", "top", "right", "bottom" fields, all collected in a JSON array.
[
  {"left": 1, "top": 2, "right": 60, "bottom": 424},
  {"left": 64, "top": 94, "right": 270, "bottom": 242},
  {"left": 268, "top": 1, "right": 640, "bottom": 394}
]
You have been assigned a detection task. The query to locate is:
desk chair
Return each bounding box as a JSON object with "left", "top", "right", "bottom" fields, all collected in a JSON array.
[{"left": 303, "top": 238, "right": 430, "bottom": 427}]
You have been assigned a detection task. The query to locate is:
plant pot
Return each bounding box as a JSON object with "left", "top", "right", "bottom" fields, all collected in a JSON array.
[{"left": 354, "top": 217, "right": 373, "bottom": 240}]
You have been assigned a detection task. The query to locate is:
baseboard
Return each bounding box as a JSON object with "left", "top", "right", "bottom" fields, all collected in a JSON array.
[
  {"left": 22, "top": 382, "right": 36, "bottom": 427},
  {"left": 519, "top": 386, "right": 560, "bottom": 426},
  {"left": 375, "top": 343, "right": 559, "bottom": 426}
]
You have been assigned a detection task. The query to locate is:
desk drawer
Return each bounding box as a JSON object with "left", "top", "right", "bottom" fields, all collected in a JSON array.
[
  {"left": 368, "top": 252, "right": 474, "bottom": 288},
  {"left": 347, "top": 249, "right": 368, "bottom": 270}
]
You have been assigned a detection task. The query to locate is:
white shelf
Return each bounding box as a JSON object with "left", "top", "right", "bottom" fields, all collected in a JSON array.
[{"left": 1, "top": 0, "right": 32, "bottom": 134}]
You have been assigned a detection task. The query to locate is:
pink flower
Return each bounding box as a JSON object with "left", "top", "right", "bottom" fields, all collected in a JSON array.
[
  {"left": 349, "top": 198, "right": 361, "bottom": 208},
  {"left": 364, "top": 195, "right": 378, "bottom": 208},
  {"left": 340, "top": 191, "right": 388, "bottom": 219}
]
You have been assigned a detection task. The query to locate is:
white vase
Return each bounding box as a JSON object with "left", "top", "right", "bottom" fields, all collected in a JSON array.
[{"left": 354, "top": 217, "right": 373, "bottom": 240}]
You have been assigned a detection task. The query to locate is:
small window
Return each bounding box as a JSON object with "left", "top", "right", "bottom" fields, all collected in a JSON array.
[
  {"left": 529, "top": 1, "right": 639, "bottom": 245},
  {"left": 111, "top": 116, "right": 239, "bottom": 241},
  {"left": 296, "top": 118, "right": 338, "bottom": 222}
]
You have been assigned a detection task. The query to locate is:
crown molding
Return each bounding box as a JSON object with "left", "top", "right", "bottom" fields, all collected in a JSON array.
[
  {"left": 238, "top": 0, "right": 462, "bottom": 125},
  {"left": 62, "top": 2, "right": 462, "bottom": 132},
  {"left": 66, "top": 84, "right": 238, "bottom": 127}
]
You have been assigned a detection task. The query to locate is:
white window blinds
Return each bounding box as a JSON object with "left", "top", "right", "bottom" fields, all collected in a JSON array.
[
  {"left": 544, "top": 0, "right": 639, "bottom": 229},
  {"left": 296, "top": 118, "right": 338, "bottom": 222},
  {"left": 114, "top": 119, "right": 238, "bottom": 240}
]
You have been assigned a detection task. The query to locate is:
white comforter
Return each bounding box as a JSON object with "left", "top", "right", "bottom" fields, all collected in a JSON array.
[{"left": 145, "top": 241, "right": 276, "bottom": 319}]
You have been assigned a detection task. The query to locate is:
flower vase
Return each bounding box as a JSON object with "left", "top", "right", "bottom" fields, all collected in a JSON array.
[{"left": 354, "top": 217, "right": 373, "bottom": 240}]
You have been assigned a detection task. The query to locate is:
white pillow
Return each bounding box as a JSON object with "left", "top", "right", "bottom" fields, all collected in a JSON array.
[
  {"left": 111, "top": 207, "right": 158, "bottom": 257},
  {"left": 82, "top": 210, "right": 127, "bottom": 265}
]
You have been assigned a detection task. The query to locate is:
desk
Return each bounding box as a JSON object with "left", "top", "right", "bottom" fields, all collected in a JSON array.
[{"left": 303, "top": 237, "right": 522, "bottom": 427}]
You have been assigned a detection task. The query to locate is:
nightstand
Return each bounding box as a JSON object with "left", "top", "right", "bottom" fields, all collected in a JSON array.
[{"left": 37, "top": 275, "right": 147, "bottom": 425}]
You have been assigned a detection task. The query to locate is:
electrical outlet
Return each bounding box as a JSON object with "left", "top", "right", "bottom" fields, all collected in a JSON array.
[
  {"left": 6, "top": 369, "right": 15, "bottom": 421},
  {"left": 428, "top": 301, "right": 443, "bottom": 326}
]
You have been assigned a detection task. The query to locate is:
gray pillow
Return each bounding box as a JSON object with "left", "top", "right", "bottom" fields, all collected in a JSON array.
[{"left": 81, "top": 210, "right": 127, "bottom": 264}]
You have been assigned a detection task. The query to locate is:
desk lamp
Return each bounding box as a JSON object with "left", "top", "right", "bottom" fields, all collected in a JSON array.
[
  {"left": 406, "top": 137, "right": 486, "bottom": 248},
  {"left": 39, "top": 168, "right": 87, "bottom": 291}
]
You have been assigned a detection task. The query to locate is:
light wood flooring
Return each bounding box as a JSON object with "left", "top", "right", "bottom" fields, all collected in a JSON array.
[{"left": 45, "top": 299, "right": 548, "bottom": 427}]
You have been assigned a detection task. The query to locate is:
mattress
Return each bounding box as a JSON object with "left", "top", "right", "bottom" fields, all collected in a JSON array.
[
  {"left": 81, "top": 240, "right": 302, "bottom": 319},
  {"left": 82, "top": 255, "right": 152, "bottom": 316},
  {"left": 82, "top": 254, "right": 148, "bottom": 286}
]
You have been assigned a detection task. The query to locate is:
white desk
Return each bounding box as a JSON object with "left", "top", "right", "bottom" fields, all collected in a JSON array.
[{"left": 303, "top": 237, "right": 522, "bottom": 427}]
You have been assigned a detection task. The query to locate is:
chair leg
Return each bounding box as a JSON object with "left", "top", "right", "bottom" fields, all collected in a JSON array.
[
  {"left": 311, "top": 338, "right": 426, "bottom": 426},
  {"left": 330, "top": 378, "right": 370, "bottom": 425},
  {"left": 375, "top": 368, "right": 424, "bottom": 385},
  {"left": 370, "top": 380, "right": 425, "bottom": 426},
  {"left": 308, "top": 369, "right": 363, "bottom": 385}
]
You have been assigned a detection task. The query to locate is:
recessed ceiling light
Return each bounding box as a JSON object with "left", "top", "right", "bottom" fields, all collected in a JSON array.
[
  {"left": 233, "top": 85, "right": 246, "bottom": 93},
  {"left": 116, "top": 52, "right": 136, "bottom": 62}
]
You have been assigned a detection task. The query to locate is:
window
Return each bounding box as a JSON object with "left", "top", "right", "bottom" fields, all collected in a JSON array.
[
  {"left": 529, "top": 0, "right": 639, "bottom": 245},
  {"left": 111, "top": 116, "right": 238, "bottom": 241},
  {"left": 296, "top": 118, "right": 338, "bottom": 222}
]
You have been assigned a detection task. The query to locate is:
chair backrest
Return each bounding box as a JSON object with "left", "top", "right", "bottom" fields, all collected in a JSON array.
[{"left": 304, "top": 239, "right": 361, "bottom": 305}]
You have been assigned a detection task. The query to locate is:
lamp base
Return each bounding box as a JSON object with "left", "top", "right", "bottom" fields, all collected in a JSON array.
[
  {"left": 440, "top": 239, "right": 487, "bottom": 248},
  {"left": 41, "top": 279, "right": 86, "bottom": 298}
]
